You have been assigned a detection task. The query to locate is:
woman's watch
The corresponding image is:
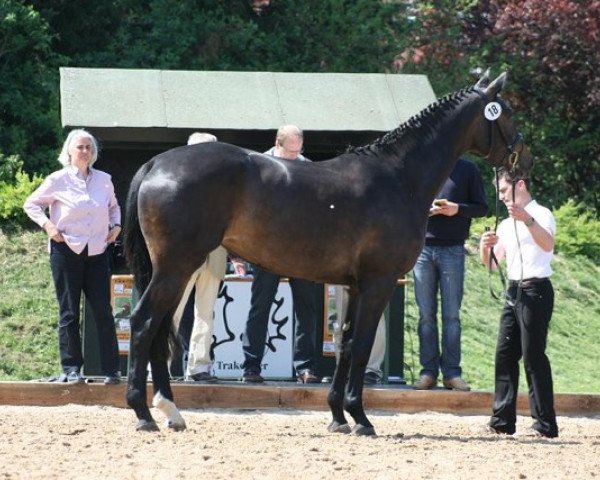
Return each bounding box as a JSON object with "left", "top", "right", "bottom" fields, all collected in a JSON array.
[
  {"left": 524, "top": 216, "right": 535, "bottom": 227},
  {"left": 110, "top": 224, "right": 121, "bottom": 229}
]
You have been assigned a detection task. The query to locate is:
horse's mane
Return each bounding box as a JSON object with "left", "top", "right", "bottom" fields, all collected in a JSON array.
[{"left": 348, "top": 86, "right": 478, "bottom": 155}]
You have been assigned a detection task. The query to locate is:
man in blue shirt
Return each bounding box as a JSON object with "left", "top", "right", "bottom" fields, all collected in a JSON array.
[{"left": 413, "top": 158, "right": 488, "bottom": 391}]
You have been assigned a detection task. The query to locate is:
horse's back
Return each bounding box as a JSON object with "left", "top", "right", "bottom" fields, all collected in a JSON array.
[{"left": 135, "top": 142, "right": 425, "bottom": 284}]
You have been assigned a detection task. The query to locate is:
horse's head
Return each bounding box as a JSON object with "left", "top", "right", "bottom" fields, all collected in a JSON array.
[{"left": 473, "top": 71, "right": 533, "bottom": 177}]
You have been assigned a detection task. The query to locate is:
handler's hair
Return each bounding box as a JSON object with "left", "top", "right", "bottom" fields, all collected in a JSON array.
[{"left": 497, "top": 168, "right": 531, "bottom": 191}]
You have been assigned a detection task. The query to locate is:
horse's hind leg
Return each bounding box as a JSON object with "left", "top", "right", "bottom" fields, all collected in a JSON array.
[
  {"left": 150, "top": 317, "right": 186, "bottom": 431},
  {"left": 127, "top": 291, "right": 159, "bottom": 431},
  {"left": 127, "top": 272, "right": 191, "bottom": 431}
]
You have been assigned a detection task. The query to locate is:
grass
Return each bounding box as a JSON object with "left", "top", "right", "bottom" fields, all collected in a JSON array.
[
  {"left": 2, "top": 228, "right": 600, "bottom": 393},
  {"left": 0, "top": 229, "right": 60, "bottom": 379}
]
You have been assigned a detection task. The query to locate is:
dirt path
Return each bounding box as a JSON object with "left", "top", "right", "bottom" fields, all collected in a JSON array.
[{"left": 0, "top": 405, "right": 598, "bottom": 479}]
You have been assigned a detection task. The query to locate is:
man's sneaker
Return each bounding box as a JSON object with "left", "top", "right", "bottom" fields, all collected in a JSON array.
[
  {"left": 364, "top": 371, "right": 382, "bottom": 385},
  {"left": 66, "top": 371, "right": 84, "bottom": 384},
  {"left": 241, "top": 371, "right": 264, "bottom": 383},
  {"left": 186, "top": 372, "right": 218, "bottom": 383},
  {"left": 104, "top": 374, "right": 121, "bottom": 385},
  {"left": 442, "top": 376, "right": 471, "bottom": 391},
  {"left": 413, "top": 374, "right": 437, "bottom": 390}
]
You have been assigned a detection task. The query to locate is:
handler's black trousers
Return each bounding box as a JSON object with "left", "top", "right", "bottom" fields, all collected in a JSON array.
[
  {"left": 490, "top": 279, "right": 558, "bottom": 437},
  {"left": 50, "top": 241, "right": 120, "bottom": 376}
]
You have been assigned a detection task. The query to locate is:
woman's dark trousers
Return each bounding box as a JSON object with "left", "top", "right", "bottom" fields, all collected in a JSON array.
[{"left": 50, "top": 241, "right": 120, "bottom": 376}]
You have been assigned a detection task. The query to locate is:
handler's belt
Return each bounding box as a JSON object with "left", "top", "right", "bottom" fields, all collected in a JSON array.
[{"left": 509, "top": 277, "right": 549, "bottom": 288}]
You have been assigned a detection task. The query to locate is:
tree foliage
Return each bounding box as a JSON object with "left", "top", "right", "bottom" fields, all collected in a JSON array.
[
  {"left": 33, "top": 0, "right": 410, "bottom": 73},
  {"left": 397, "top": 0, "right": 600, "bottom": 213},
  {"left": 0, "top": 1, "right": 62, "bottom": 174},
  {"left": 3, "top": 0, "right": 599, "bottom": 217}
]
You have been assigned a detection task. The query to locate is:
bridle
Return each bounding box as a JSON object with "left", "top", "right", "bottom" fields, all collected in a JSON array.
[{"left": 485, "top": 97, "right": 524, "bottom": 174}]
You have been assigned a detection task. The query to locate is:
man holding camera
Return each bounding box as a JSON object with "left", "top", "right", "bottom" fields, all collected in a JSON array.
[{"left": 413, "top": 158, "right": 488, "bottom": 391}]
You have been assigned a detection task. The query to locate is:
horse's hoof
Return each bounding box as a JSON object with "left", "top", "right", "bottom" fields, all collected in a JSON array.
[
  {"left": 167, "top": 420, "right": 187, "bottom": 432},
  {"left": 136, "top": 419, "right": 159, "bottom": 432},
  {"left": 327, "top": 421, "right": 351, "bottom": 434},
  {"left": 352, "top": 424, "right": 376, "bottom": 436}
]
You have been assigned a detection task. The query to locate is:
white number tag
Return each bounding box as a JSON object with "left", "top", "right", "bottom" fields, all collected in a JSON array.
[{"left": 484, "top": 102, "right": 502, "bottom": 121}]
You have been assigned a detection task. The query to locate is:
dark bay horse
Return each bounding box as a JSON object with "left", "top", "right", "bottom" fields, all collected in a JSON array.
[{"left": 124, "top": 71, "right": 532, "bottom": 433}]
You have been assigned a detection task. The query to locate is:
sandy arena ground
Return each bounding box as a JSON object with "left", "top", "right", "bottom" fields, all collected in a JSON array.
[{"left": 0, "top": 405, "right": 598, "bottom": 480}]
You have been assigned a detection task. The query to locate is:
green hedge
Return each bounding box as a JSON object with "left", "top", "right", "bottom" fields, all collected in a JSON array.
[
  {"left": 554, "top": 200, "right": 600, "bottom": 262},
  {"left": 0, "top": 154, "right": 42, "bottom": 228}
]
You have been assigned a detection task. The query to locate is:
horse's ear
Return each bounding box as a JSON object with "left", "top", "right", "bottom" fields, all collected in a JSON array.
[
  {"left": 484, "top": 72, "right": 507, "bottom": 98},
  {"left": 474, "top": 68, "right": 491, "bottom": 89}
]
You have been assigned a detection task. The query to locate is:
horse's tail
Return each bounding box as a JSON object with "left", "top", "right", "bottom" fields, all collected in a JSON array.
[{"left": 124, "top": 158, "right": 155, "bottom": 295}]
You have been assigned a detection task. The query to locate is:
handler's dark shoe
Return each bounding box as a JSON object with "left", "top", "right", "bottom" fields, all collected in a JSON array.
[
  {"left": 297, "top": 370, "right": 320, "bottom": 384},
  {"left": 241, "top": 371, "right": 264, "bottom": 383},
  {"left": 364, "top": 371, "right": 382, "bottom": 385},
  {"left": 187, "top": 372, "right": 218, "bottom": 383},
  {"left": 481, "top": 424, "right": 514, "bottom": 436},
  {"left": 515, "top": 426, "right": 558, "bottom": 439}
]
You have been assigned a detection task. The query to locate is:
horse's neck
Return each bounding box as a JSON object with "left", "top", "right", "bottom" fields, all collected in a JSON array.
[{"left": 399, "top": 93, "right": 482, "bottom": 205}]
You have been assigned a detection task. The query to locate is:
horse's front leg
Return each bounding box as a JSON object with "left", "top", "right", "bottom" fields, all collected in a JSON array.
[
  {"left": 327, "top": 346, "right": 351, "bottom": 433},
  {"left": 344, "top": 277, "right": 396, "bottom": 436}
]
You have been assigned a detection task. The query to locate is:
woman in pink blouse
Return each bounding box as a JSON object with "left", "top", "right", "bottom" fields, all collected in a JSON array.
[{"left": 24, "top": 129, "right": 121, "bottom": 385}]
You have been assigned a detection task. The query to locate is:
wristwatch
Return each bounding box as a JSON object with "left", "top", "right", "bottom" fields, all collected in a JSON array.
[{"left": 524, "top": 217, "right": 535, "bottom": 227}]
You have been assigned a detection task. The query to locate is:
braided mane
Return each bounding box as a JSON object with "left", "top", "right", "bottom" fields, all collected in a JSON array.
[{"left": 349, "top": 86, "right": 478, "bottom": 155}]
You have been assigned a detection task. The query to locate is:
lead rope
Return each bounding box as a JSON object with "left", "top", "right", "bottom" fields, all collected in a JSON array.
[
  {"left": 487, "top": 168, "right": 509, "bottom": 302},
  {"left": 487, "top": 169, "right": 524, "bottom": 308},
  {"left": 510, "top": 178, "right": 524, "bottom": 310}
]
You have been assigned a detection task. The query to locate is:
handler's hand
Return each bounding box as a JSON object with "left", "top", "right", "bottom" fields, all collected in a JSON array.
[
  {"left": 43, "top": 221, "right": 64, "bottom": 243},
  {"left": 506, "top": 202, "right": 530, "bottom": 223},
  {"left": 480, "top": 230, "right": 498, "bottom": 249}
]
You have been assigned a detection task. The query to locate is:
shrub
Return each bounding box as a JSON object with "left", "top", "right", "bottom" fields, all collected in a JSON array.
[
  {"left": 0, "top": 168, "right": 43, "bottom": 228},
  {"left": 554, "top": 200, "right": 600, "bottom": 262}
]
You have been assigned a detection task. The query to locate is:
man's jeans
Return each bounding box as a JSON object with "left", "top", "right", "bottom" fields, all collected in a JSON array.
[{"left": 413, "top": 244, "right": 465, "bottom": 380}]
